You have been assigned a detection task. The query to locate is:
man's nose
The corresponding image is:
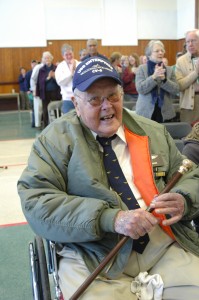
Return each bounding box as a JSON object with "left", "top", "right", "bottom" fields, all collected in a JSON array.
[{"left": 101, "top": 97, "right": 112, "bottom": 108}]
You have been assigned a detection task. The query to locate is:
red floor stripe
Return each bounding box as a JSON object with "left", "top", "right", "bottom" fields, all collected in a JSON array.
[
  {"left": 0, "top": 138, "right": 35, "bottom": 142},
  {"left": 0, "top": 221, "right": 28, "bottom": 228},
  {"left": 0, "top": 163, "right": 27, "bottom": 168}
]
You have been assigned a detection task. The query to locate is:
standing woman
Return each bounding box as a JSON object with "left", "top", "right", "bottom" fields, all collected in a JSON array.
[
  {"left": 128, "top": 53, "right": 140, "bottom": 74},
  {"left": 109, "top": 51, "right": 122, "bottom": 78},
  {"left": 36, "top": 51, "right": 61, "bottom": 128},
  {"left": 122, "top": 53, "right": 140, "bottom": 109},
  {"left": 135, "top": 40, "right": 179, "bottom": 122},
  {"left": 55, "top": 44, "right": 79, "bottom": 114}
]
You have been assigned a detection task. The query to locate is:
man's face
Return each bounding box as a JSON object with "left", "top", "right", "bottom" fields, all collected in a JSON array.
[
  {"left": 87, "top": 43, "right": 98, "bottom": 56},
  {"left": 73, "top": 78, "right": 123, "bottom": 137},
  {"left": 185, "top": 32, "right": 199, "bottom": 55}
]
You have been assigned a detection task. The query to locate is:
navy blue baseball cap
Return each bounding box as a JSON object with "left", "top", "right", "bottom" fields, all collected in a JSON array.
[{"left": 72, "top": 56, "right": 122, "bottom": 92}]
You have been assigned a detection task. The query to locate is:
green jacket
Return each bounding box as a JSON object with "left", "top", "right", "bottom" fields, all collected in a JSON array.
[{"left": 18, "top": 109, "right": 199, "bottom": 278}]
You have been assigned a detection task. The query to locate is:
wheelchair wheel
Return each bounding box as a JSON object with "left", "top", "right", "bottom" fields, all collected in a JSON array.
[{"left": 29, "top": 236, "right": 51, "bottom": 300}]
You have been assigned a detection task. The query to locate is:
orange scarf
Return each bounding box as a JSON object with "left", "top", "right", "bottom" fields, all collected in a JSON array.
[{"left": 124, "top": 126, "right": 175, "bottom": 240}]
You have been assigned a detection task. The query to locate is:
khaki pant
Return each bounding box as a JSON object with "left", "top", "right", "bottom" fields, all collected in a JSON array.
[
  {"left": 58, "top": 226, "right": 199, "bottom": 300},
  {"left": 180, "top": 95, "right": 199, "bottom": 124}
]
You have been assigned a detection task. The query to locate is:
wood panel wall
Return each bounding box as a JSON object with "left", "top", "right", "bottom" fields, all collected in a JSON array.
[{"left": 0, "top": 39, "right": 185, "bottom": 93}]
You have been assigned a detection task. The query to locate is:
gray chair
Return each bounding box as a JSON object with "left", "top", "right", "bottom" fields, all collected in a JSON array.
[
  {"left": 164, "top": 122, "right": 192, "bottom": 139},
  {"left": 164, "top": 122, "right": 192, "bottom": 153},
  {"left": 173, "top": 139, "right": 184, "bottom": 153},
  {"left": 123, "top": 101, "right": 134, "bottom": 110}
]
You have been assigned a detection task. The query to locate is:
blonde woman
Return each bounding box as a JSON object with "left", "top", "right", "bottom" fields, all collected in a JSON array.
[
  {"left": 109, "top": 52, "right": 122, "bottom": 76},
  {"left": 36, "top": 51, "right": 61, "bottom": 128},
  {"left": 128, "top": 53, "right": 140, "bottom": 74}
]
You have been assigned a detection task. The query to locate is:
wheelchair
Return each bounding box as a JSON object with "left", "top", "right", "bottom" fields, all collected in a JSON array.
[{"left": 29, "top": 235, "right": 64, "bottom": 300}]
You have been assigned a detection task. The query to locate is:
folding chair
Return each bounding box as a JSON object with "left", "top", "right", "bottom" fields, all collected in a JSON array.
[
  {"left": 164, "top": 122, "right": 192, "bottom": 139},
  {"left": 48, "top": 101, "right": 63, "bottom": 123}
]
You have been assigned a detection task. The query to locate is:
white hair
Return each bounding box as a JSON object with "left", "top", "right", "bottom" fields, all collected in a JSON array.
[
  {"left": 42, "top": 51, "right": 54, "bottom": 60},
  {"left": 185, "top": 29, "right": 199, "bottom": 39},
  {"left": 145, "top": 40, "right": 165, "bottom": 57}
]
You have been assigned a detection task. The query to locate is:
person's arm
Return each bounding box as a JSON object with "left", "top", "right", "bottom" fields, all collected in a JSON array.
[
  {"left": 24, "top": 72, "right": 30, "bottom": 92},
  {"left": 135, "top": 65, "right": 157, "bottom": 95},
  {"left": 30, "top": 64, "right": 41, "bottom": 93},
  {"left": 17, "top": 132, "right": 119, "bottom": 243},
  {"left": 122, "top": 68, "right": 135, "bottom": 84},
  {"left": 175, "top": 57, "right": 198, "bottom": 91},
  {"left": 18, "top": 74, "right": 24, "bottom": 84},
  {"left": 159, "top": 66, "right": 179, "bottom": 95},
  {"left": 55, "top": 60, "right": 78, "bottom": 86}
]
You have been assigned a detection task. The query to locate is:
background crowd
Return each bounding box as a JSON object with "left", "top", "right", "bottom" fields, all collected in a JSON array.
[{"left": 18, "top": 32, "right": 199, "bottom": 136}]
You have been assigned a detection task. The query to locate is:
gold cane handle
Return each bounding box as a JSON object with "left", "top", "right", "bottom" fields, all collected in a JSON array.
[{"left": 147, "top": 159, "right": 193, "bottom": 212}]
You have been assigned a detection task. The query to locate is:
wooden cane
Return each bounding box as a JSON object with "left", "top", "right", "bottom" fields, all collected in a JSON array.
[{"left": 69, "top": 159, "right": 193, "bottom": 300}]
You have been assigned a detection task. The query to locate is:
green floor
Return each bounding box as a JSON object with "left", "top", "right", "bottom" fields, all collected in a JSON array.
[
  {"left": 0, "top": 111, "right": 41, "bottom": 299},
  {"left": 0, "top": 111, "right": 41, "bottom": 140},
  {"left": 0, "top": 224, "right": 34, "bottom": 300}
]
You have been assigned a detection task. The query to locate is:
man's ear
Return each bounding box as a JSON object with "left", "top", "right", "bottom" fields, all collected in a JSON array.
[
  {"left": 71, "top": 96, "right": 80, "bottom": 116},
  {"left": 71, "top": 96, "right": 76, "bottom": 105}
]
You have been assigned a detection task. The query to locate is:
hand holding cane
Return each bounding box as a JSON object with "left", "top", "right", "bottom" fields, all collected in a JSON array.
[{"left": 69, "top": 159, "right": 193, "bottom": 300}]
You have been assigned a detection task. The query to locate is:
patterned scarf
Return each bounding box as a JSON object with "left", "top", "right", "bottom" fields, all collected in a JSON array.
[{"left": 147, "top": 60, "right": 165, "bottom": 108}]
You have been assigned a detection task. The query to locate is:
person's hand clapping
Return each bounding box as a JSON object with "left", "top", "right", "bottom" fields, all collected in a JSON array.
[{"left": 152, "top": 63, "right": 166, "bottom": 81}]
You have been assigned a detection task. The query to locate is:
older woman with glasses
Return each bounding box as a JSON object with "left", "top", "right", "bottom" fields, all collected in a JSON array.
[
  {"left": 135, "top": 40, "right": 179, "bottom": 123},
  {"left": 36, "top": 51, "right": 61, "bottom": 128}
]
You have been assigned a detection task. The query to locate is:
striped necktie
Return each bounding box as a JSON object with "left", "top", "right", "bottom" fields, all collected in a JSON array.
[{"left": 97, "top": 134, "right": 149, "bottom": 253}]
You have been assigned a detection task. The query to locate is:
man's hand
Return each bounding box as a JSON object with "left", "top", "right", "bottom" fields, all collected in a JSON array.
[
  {"left": 149, "top": 192, "right": 185, "bottom": 226},
  {"left": 114, "top": 209, "right": 159, "bottom": 239}
]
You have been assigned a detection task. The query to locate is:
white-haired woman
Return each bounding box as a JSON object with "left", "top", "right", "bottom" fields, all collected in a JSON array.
[
  {"left": 135, "top": 40, "right": 179, "bottom": 123},
  {"left": 55, "top": 44, "right": 79, "bottom": 114},
  {"left": 36, "top": 51, "right": 61, "bottom": 128}
]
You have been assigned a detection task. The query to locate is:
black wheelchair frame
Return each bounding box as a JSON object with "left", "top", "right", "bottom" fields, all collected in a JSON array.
[{"left": 29, "top": 236, "right": 64, "bottom": 300}]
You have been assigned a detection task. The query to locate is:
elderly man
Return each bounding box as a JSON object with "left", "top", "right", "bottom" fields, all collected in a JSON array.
[
  {"left": 18, "top": 57, "right": 199, "bottom": 300},
  {"left": 81, "top": 38, "right": 107, "bottom": 61},
  {"left": 175, "top": 29, "right": 199, "bottom": 124}
]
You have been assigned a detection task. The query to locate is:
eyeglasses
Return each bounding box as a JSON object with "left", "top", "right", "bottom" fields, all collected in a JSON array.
[
  {"left": 185, "top": 39, "right": 198, "bottom": 45},
  {"left": 152, "top": 49, "right": 165, "bottom": 53},
  {"left": 75, "top": 91, "right": 123, "bottom": 107}
]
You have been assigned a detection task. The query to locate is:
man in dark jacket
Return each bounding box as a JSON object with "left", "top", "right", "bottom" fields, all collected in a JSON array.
[
  {"left": 24, "top": 60, "right": 37, "bottom": 127},
  {"left": 81, "top": 38, "right": 107, "bottom": 61}
]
